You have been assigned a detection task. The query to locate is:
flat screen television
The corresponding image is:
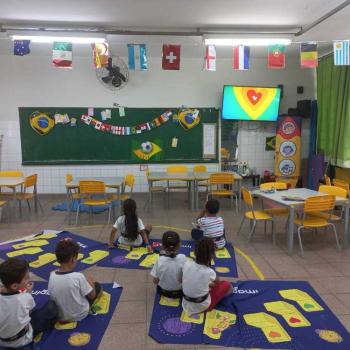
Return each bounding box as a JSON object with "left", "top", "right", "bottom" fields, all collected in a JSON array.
[{"left": 222, "top": 85, "right": 281, "bottom": 121}]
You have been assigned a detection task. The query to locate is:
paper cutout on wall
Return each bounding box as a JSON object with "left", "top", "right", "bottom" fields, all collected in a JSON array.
[
  {"left": 133, "top": 140, "right": 163, "bottom": 161},
  {"left": 29, "top": 111, "right": 55, "bottom": 136},
  {"left": 178, "top": 109, "right": 200, "bottom": 130}
]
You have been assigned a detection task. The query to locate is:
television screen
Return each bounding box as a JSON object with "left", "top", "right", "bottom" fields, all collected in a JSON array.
[{"left": 222, "top": 85, "right": 281, "bottom": 121}]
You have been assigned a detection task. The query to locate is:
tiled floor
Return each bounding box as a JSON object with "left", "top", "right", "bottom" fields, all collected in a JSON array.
[{"left": 1, "top": 192, "right": 350, "bottom": 350}]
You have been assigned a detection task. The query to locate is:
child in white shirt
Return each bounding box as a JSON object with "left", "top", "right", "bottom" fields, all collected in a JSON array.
[
  {"left": 151, "top": 231, "right": 187, "bottom": 298},
  {"left": 109, "top": 198, "right": 152, "bottom": 252},
  {"left": 0, "top": 258, "right": 58, "bottom": 348},
  {"left": 182, "top": 237, "right": 232, "bottom": 316},
  {"left": 48, "top": 238, "right": 102, "bottom": 322}
]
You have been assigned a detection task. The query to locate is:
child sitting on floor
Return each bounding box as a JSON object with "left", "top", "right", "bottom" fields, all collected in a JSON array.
[
  {"left": 0, "top": 258, "right": 58, "bottom": 348},
  {"left": 48, "top": 238, "right": 102, "bottom": 322},
  {"left": 191, "top": 199, "right": 226, "bottom": 249},
  {"left": 151, "top": 231, "right": 187, "bottom": 298},
  {"left": 109, "top": 198, "right": 153, "bottom": 252},
  {"left": 182, "top": 237, "right": 232, "bottom": 316}
]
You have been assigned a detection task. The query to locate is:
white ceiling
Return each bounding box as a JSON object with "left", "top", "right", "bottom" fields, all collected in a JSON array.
[{"left": 0, "top": 0, "right": 348, "bottom": 56}]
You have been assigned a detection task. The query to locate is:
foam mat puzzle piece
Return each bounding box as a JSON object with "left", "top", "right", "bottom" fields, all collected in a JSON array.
[
  {"left": 13, "top": 239, "right": 49, "bottom": 249},
  {"left": 30, "top": 253, "right": 57, "bottom": 268},
  {"left": 117, "top": 243, "right": 132, "bottom": 251},
  {"left": 55, "top": 321, "right": 77, "bottom": 330},
  {"left": 264, "top": 301, "right": 311, "bottom": 327},
  {"left": 279, "top": 289, "right": 324, "bottom": 312},
  {"left": 7, "top": 247, "right": 43, "bottom": 257},
  {"left": 91, "top": 291, "right": 111, "bottom": 315},
  {"left": 180, "top": 310, "right": 204, "bottom": 324},
  {"left": 26, "top": 233, "right": 58, "bottom": 241},
  {"left": 81, "top": 250, "right": 109, "bottom": 265},
  {"left": 53, "top": 253, "right": 84, "bottom": 266},
  {"left": 159, "top": 296, "right": 180, "bottom": 307},
  {"left": 139, "top": 253, "right": 159, "bottom": 268},
  {"left": 125, "top": 247, "right": 149, "bottom": 260},
  {"left": 203, "top": 309, "right": 237, "bottom": 340},
  {"left": 215, "top": 266, "right": 230, "bottom": 273},
  {"left": 215, "top": 247, "right": 231, "bottom": 259},
  {"left": 244, "top": 312, "right": 291, "bottom": 343}
]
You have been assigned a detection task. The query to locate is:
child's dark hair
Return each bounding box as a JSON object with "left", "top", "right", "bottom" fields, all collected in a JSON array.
[
  {"left": 206, "top": 199, "right": 220, "bottom": 215},
  {"left": 123, "top": 198, "right": 139, "bottom": 241},
  {"left": 0, "top": 258, "right": 29, "bottom": 288},
  {"left": 55, "top": 238, "right": 80, "bottom": 264},
  {"left": 162, "top": 231, "right": 180, "bottom": 258},
  {"left": 195, "top": 237, "right": 215, "bottom": 266}
]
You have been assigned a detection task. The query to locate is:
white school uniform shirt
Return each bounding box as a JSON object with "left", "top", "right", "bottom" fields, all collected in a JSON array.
[
  {"left": 150, "top": 253, "right": 187, "bottom": 291},
  {"left": 197, "top": 216, "right": 226, "bottom": 249},
  {"left": 182, "top": 259, "right": 216, "bottom": 316},
  {"left": 0, "top": 292, "right": 35, "bottom": 348},
  {"left": 48, "top": 271, "right": 92, "bottom": 321},
  {"left": 113, "top": 215, "right": 145, "bottom": 246}
]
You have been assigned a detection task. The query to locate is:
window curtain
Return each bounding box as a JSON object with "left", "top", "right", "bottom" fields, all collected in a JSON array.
[{"left": 317, "top": 55, "right": 350, "bottom": 167}]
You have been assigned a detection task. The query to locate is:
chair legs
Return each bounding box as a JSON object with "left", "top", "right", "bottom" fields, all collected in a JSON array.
[
  {"left": 237, "top": 217, "right": 245, "bottom": 235},
  {"left": 297, "top": 227, "right": 304, "bottom": 257},
  {"left": 247, "top": 220, "right": 257, "bottom": 242},
  {"left": 330, "top": 223, "right": 341, "bottom": 251},
  {"left": 75, "top": 204, "right": 81, "bottom": 225}
]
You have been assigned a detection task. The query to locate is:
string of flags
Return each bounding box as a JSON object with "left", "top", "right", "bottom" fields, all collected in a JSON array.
[{"left": 13, "top": 39, "right": 350, "bottom": 68}]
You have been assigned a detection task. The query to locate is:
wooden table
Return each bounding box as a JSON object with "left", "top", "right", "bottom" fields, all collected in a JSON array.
[
  {"left": 253, "top": 188, "right": 349, "bottom": 254},
  {"left": 66, "top": 177, "right": 124, "bottom": 224}
]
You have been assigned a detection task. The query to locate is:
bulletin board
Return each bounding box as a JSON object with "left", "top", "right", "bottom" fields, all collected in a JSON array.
[{"left": 19, "top": 107, "right": 219, "bottom": 165}]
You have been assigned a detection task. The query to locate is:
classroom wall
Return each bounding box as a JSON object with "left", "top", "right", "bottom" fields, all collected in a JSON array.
[{"left": 0, "top": 53, "right": 315, "bottom": 193}]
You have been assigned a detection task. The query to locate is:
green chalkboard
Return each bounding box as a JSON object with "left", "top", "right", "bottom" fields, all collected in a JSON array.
[{"left": 19, "top": 107, "right": 219, "bottom": 165}]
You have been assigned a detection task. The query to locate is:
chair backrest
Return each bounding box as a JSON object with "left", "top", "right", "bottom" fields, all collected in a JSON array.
[
  {"left": 209, "top": 172, "right": 234, "bottom": 186},
  {"left": 24, "top": 174, "right": 37, "bottom": 189},
  {"left": 333, "top": 178, "right": 349, "bottom": 194},
  {"left": 241, "top": 187, "right": 253, "bottom": 207},
  {"left": 324, "top": 175, "right": 332, "bottom": 186},
  {"left": 124, "top": 174, "right": 135, "bottom": 191},
  {"left": 79, "top": 180, "right": 105, "bottom": 194},
  {"left": 0, "top": 170, "right": 23, "bottom": 177},
  {"left": 304, "top": 195, "right": 336, "bottom": 213},
  {"left": 193, "top": 165, "right": 207, "bottom": 172},
  {"left": 220, "top": 147, "right": 230, "bottom": 160},
  {"left": 166, "top": 165, "right": 188, "bottom": 173},
  {"left": 260, "top": 182, "right": 287, "bottom": 190},
  {"left": 66, "top": 173, "right": 73, "bottom": 183},
  {"left": 318, "top": 185, "right": 347, "bottom": 198},
  {"left": 275, "top": 176, "right": 298, "bottom": 189}
]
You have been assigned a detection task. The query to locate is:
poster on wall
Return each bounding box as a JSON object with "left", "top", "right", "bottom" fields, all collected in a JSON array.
[{"left": 274, "top": 116, "right": 301, "bottom": 177}]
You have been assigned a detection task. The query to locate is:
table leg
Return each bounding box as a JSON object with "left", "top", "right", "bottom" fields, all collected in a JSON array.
[
  {"left": 195, "top": 180, "right": 199, "bottom": 211},
  {"left": 343, "top": 202, "right": 349, "bottom": 249},
  {"left": 117, "top": 186, "right": 121, "bottom": 216},
  {"left": 238, "top": 179, "right": 242, "bottom": 209},
  {"left": 288, "top": 206, "right": 295, "bottom": 255},
  {"left": 34, "top": 184, "right": 38, "bottom": 213},
  {"left": 66, "top": 187, "right": 71, "bottom": 225},
  {"left": 148, "top": 180, "right": 152, "bottom": 212}
]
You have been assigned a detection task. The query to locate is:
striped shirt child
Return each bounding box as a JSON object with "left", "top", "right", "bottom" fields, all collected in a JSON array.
[{"left": 197, "top": 216, "right": 226, "bottom": 249}]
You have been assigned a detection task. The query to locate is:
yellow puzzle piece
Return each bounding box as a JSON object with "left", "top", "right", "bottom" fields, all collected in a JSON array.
[
  {"left": 203, "top": 309, "right": 237, "bottom": 340},
  {"left": 53, "top": 253, "right": 84, "bottom": 266},
  {"left": 30, "top": 253, "right": 57, "bottom": 268},
  {"left": 26, "top": 233, "right": 58, "bottom": 241},
  {"left": 91, "top": 291, "right": 111, "bottom": 315},
  {"left": 180, "top": 310, "right": 204, "bottom": 324},
  {"left": 264, "top": 301, "right": 310, "bottom": 327},
  {"left": 215, "top": 248, "right": 231, "bottom": 259},
  {"left": 81, "top": 250, "right": 109, "bottom": 265},
  {"left": 54, "top": 321, "right": 77, "bottom": 330},
  {"left": 13, "top": 240, "right": 49, "bottom": 250},
  {"left": 139, "top": 253, "right": 159, "bottom": 268},
  {"left": 244, "top": 312, "right": 291, "bottom": 343},
  {"left": 117, "top": 243, "right": 132, "bottom": 251},
  {"left": 279, "top": 289, "right": 324, "bottom": 312},
  {"left": 125, "top": 247, "right": 149, "bottom": 260},
  {"left": 159, "top": 296, "right": 180, "bottom": 307},
  {"left": 7, "top": 247, "right": 43, "bottom": 257}
]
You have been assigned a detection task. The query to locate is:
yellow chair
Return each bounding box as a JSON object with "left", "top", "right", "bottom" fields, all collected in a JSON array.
[
  {"left": 259, "top": 182, "right": 289, "bottom": 217},
  {"left": 76, "top": 181, "right": 113, "bottom": 224},
  {"left": 310, "top": 185, "right": 347, "bottom": 222},
  {"left": 194, "top": 165, "right": 209, "bottom": 193},
  {"left": 237, "top": 187, "right": 275, "bottom": 243},
  {"left": 167, "top": 165, "right": 188, "bottom": 173},
  {"left": 15, "top": 174, "right": 43, "bottom": 216},
  {"left": 324, "top": 175, "right": 332, "bottom": 186},
  {"left": 109, "top": 173, "right": 135, "bottom": 203},
  {"left": 208, "top": 172, "right": 238, "bottom": 213},
  {"left": 144, "top": 170, "right": 166, "bottom": 211},
  {"left": 294, "top": 195, "right": 340, "bottom": 256},
  {"left": 276, "top": 176, "right": 298, "bottom": 189},
  {"left": 66, "top": 173, "right": 82, "bottom": 199},
  {"left": 166, "top": 166, "right": 190, "bottom": 205},
  {"left": 333, "top": 178, "right": 349, "bottom": 196}
]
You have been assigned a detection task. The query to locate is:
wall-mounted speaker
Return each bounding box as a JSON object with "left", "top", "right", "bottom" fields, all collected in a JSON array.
[{"left": 297, "top": 86, "right": 304, "bottom": 94}]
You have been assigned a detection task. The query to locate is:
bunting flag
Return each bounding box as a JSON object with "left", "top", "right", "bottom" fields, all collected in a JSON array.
[
  {"left": 162, "top": 44, "right": 181, "bottom": 70},
  {"left": 334, "top": 40, "right": 350, "bottom": 66},
  {"left": 127, "top": 44, "right": 148, "bottom": 70},
  {"left": 52, "top": 42, "right": 72, "bottom": 68},
  {"left": 233, "top": 45, "right": 250, "bottom": 70},
  {"left": 300, "top": 43, "right": 318, "bottom": 68},
  {"left": 267, "top": 44, "right": 286, "bottom": 69},
  {"left": 13, "top": 40, "right": 31, "bottom": 56},
  {"left": 92, "top": 43, "right": 109, "bottom": 68},
  {"left": 204, "top": 45, "right": 216, "bottom": 71}
]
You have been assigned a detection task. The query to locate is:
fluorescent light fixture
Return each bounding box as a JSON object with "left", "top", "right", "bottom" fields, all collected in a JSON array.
[
  {"left": 8, "top": 31, "right": 106, "bottom": 44},
  {"left": 204, "top": 38, "right": 292, "bottom": 46}
]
